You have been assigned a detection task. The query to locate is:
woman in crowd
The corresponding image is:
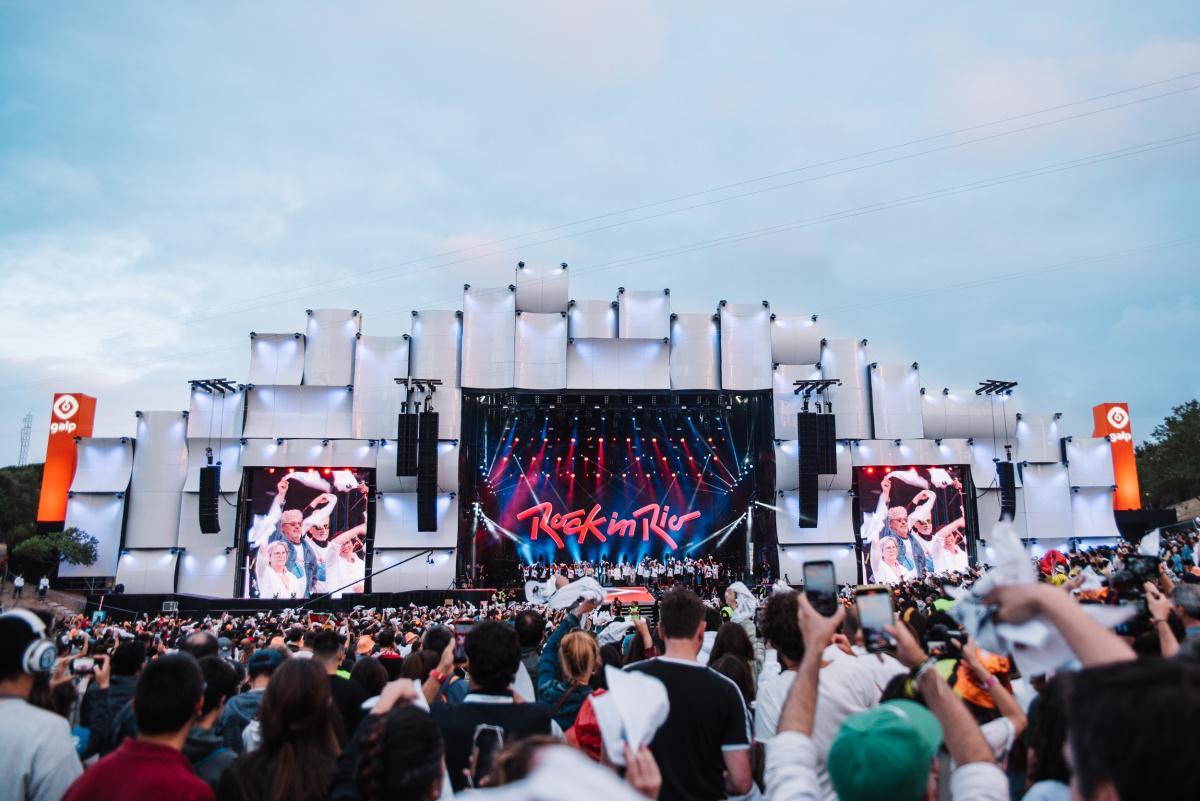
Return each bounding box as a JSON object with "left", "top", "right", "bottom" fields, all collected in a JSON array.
[
  {"left": 259, "top": 541, "right": 304, "bottom": 600},
  {"left": 538, "top": 629, "right": 600, "bottom": 730},
  {"left": 348, "top": 657, "right": 388, "bottom": 704},
  {"left": 217, "top": 659, "right": 340, "bottom": 801}
]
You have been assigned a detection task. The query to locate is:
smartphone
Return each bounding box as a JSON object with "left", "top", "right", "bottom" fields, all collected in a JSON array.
[
  {"left": 855, "top": 584, "right": 895, "bottom": 653},
  {"left": 453, "top": 619, "right": 474, "bottom": 663},
  {"left": 803, "top": 560, "right": 838, "bottom": 616},
  {"left": 470, "top": 723, "right": 505, "bottom": 788},
  {"left": 71, "top": 656, "right": 96, "bottom": 676}
]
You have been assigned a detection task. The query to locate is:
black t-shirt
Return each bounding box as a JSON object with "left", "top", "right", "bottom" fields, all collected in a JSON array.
[
  {"left": 429, "top": 695, "right": 554, "bottom": 792},
  {"left": 328, "top": 674, "right": 366, "bottom": 742},
  {"left": 625, "top": 657, "right": 752, "bottom": 801}
]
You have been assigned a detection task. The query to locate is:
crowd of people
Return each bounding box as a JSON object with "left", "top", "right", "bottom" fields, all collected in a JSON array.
[
  {"left": 2, "top": 526, "right": 1198, "bottom": 801},
  {"left": 518, "top": 555, "right": 733, "bottom": 592}
]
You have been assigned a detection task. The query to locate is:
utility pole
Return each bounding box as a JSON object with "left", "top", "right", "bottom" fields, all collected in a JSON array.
[{"left": 17, "top": 412, "right": 32, "bottom": 467}]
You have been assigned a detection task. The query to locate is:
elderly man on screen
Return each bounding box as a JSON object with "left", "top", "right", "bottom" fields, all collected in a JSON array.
[
  {"left": 248, "top": 477, "right": 320, "bottom": 598},
  {"left": 863, "top": 476, "right": 934, "bottom": 580}
]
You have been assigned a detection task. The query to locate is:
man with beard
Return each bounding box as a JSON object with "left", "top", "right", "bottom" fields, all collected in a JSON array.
[
  {"left": 864, "top": 476, "right": 933, "bottom": 581},
  {"left": 248, "top": 477, "right": 319, "bottom": 598}
]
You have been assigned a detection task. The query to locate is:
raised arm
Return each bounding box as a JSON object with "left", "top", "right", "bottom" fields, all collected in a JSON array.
[
  {"left": 1145, "top": 581, "right": 1180, "bottom": 658},
  {"left": 960, "top": 635, "right": 1026, "bottom": 739},
  {"left": 985, "top": 582, "right": 1136, "bottom": 667},
  {"left": 249, "top": 478, "right": 289, "bottom": 549}
]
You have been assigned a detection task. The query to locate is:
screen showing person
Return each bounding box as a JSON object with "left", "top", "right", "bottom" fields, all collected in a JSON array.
[
  {"left": 854, "top": 465, "right": 970, "bottom": 584},
  {"left": 242, "top": 467, "right": 372, "bottom": 598}
]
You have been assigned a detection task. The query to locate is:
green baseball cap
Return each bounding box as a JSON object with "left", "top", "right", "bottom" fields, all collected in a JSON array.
[{"left": 827, "top": 700, "right": 943, "bottom": 801}]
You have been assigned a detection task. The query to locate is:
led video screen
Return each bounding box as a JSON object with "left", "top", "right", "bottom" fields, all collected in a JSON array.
[
  {"left": 461, "top": 393, "right": 775, "bottom": 573},
  {"left": 854, "top": 465, "right": 971, "bottom": 583},
  {"left": 241, "top": 467, "right": 372, "bottom": 599}
]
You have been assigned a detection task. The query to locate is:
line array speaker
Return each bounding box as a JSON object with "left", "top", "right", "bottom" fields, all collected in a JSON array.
[
  {"left": 417, "top": 412, "right": 440, "bottom": 531},
  {"left": 816, "top": 414, "right": 837, "bottom": 474},
  {"left": 198, "top": 465, "right": 221, "bottom": 533},
  {"left": 396, "top": 413, "right": 419, "bottom": 476},
  {"left": 997, "top": 461, "right": 1017, "bottom": 521},
  {"left": 796, "top": 413, "right": 819, "bottom": 528}
]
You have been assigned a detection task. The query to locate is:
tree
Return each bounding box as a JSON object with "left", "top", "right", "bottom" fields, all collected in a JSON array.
[
  {"left": 0, "top": 463, "right": 44, "bottom": 552},
  {"left": 1135, "top": 400, "right": 1200, "bottom": 508},
  {"left": 12, "top": 527, "right": 98, "bottom": 566}
]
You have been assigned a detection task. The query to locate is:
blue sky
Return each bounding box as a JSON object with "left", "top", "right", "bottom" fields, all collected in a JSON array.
[{"left": 1, "top": 3, "right": 1198, "bottom": 463}]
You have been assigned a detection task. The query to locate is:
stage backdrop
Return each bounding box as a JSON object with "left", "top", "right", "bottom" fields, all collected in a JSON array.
[
  {"left": 239, "top": 466, "right": 373, "bottom": 599},
  {"left": 853, "top": 464, "right": 974, "bottom": 583},
  {"left": 460, "top": 392, "right": 775, "bottom": 581}
]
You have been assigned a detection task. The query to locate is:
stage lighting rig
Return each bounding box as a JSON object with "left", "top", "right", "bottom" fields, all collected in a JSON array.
[
  {"left": 189, "top": 378, "right": 241, "bottom": 394},
  {"left": 975, "top": 379, "right": 1018, "bottom": 396},
  {"left": 397, "top": 376, "right": 444, "bottom": 412}
]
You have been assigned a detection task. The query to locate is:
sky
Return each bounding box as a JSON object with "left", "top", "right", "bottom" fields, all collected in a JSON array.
[{"left": 1, "top": 2, "right": 1198, "bottom": 464}]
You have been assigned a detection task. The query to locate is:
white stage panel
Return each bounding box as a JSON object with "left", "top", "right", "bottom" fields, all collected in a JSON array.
[
  {"left": 772, "top": 364, "right": 821, "bottom": 440},
  {"left": 1071, "top": 488, "right": 1120, "bottom": 539},
  {"left": 409, "top": 310, "right": 462, "bottom": 386},
  {"left": 970, "top": 439, "right": 1021, "bottom": 490},
  {"left": 569, "top": 300, "right": 617, "bottom": 340},
  {"left": 462, "top": 287, "right": 516, "bottom": 389},
  {"left": 516, "top": 262, "right": 568, "bottom": 313},
  {"left": 869, "top": 363, "right": 923, "bottom": 440},
  {"left": 177, "top": 546, "right": 237, "bottom": 597},
  {"left": 1066, "top": 438, "right": 1115, "bottom": 488},
  {"left": 567, "top": 339, "right": 669, "bottom": 390},
  {"left": 115, "top": 550, "right": 179, "bottom": 595},
  {"left": 775, "top": 441, "right": 798, "bottom": 493},
  {"left": 778, "top": 544, "right": 860, "bottom": 585},
  {"left": 183, "top": 439, "right": 243, "bottom": 492},
  {"left": 975, "top": 488, "right": 1029, "bottom": 543},
  {"left": 438, "top": 442, "right": 459, "bottom": 491},
  {"left": 352, "top": 335, "right": 411, "bottom": 439},
  {"left": 372, "top": 548, "right": 457, "bottom": 592},
  {"left": 177, "top": 492, "right": 238, "bottom": 550},
  {"left": 820, "top": 339, "right": 872, "bottom": 440},
  {"left": 303, "top": 309, "right": 360, "bottom": 386},
  {"left": 279, "top": 439, "right": 380, "bottom": 469},
  {"left": 59, "top": 493, "right": 125, "bottom": 578},
  {"left": 248, "top": 333, "right": 305, "bottom": 386},
  {"left": 1021, "top": 463, "right": 1073, "bottom": 541},
  {"left": 669, "top": 313, "right": 720, "bottom": 390},
  {"left": 187, "top": 389, "right": 246, "bottom": 440},
  {"left": 124, "top": 411, "right": 189, "bottom": 550},
  {"left": 243, "top": 386, "right": 355, "bottom": 439},
  {"left": 374, "top": 493, "right": 458, "bottom": 548},
  {"left": 777, "top": 490, "right": 855, "bottom": 544},
  {"left": 71, "top": 438, "right": 133, "bottom": 493},
  {"left": 515, "top": 312, "right": 568, "bottom": 389},
  {"left": 1017, "top": 413, "right": 1061, "bottom": 464},
  {"left": 923, "top": 391, "right": 1017, "bottom": 441},
  {"left": 719, "top": 302, "right": 772, "bottom": 390},
  {"left": 618, "top": 289, "right": 670, "bottom": 340},
  {"left": 375, "top": 440, "right": 417, "bottom": 494},
  {"left": 770, "top": 315, "right": 821, "bottom": 365},
  {"left": 822, "top": 441, "right": 854, "bottom": 491},
  {"left": 240, "top": 438, "right": 289, "bottom": 467},
  {"left": 425, "top": 388, "right": 461, "bottom": 440}
]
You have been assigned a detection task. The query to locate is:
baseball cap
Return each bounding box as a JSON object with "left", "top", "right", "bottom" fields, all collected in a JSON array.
[
  {"left": 247, "top": 648, "right": 284, "bottom": 676},
  {"left": 827, "top": 700, "right": 943, "bottom": 801}
]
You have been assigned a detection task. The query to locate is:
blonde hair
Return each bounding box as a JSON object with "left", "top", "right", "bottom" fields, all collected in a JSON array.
[{"left": 559, "top": 630, "right": 600, "bottom": 684}]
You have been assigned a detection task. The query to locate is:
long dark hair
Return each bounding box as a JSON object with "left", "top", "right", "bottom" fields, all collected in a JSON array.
[
  {"left": 235, "top": 658, "right": 340, "bottom": 801},
  {"left": 709, "top": 621, "right": 754, "bottom": 666},
  {"left": 357, "top": 706, "right": 445, "bottom": 801}
]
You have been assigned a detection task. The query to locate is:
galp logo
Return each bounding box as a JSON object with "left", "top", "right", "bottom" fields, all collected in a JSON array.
[
  {"left": 50, "top": 395, "right": 79, "bottom": 435},
  {"left": 1106, "top": 407, "right": 1129, "bottom": 430}
]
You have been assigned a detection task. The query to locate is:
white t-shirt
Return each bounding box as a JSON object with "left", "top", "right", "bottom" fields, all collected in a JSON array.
[{"left": 0, "top": 698, "right": 83, "bottom": 801}]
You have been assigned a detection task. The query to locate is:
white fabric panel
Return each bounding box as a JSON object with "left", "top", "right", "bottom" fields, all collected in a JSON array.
[
  {"left": 124, "top": 412, "right": 189, "bottom": 550},
  {"left": 438, "top": 442, "right": 459, "bottom": 491},
  {"left": 976, "top": 488, "right": 1029, "bottom": 543},
  {"left": 1016, "top": 414, "right": 1061, "bottom": 464},
  {"left": 772, "top": 364, "right": 822, "bottom": 440},
  {"left": 176, "top": 547, "right": 237, "bottom": 597},
  {"left": 59, "top": 493, "right": 125, "bottom": 577},
  {"left": 426, "top": 388, "right": 461, "bottom": 440},
  {"left": 922, "top": 391, "right": 1016, "bottom": 441},
  {"left": 820, "top": 339, "right": 872, "bottom": 440},
  {"left": 770, "top": 315, "right": 822, "bottom": 365},
  {"left": 822, "top": 441, "right": 854, "bottom": 491},
  {"left": 278, "top": 439, "right": 380, "bottom": 468},
  {"left": 515, "top": 313, "right": 568, "bottom": 389},
  {"left": 669, "top": 314, "right": 720, "bottom": 390},
  {"left": 375, "top": 441, "right": 418, "bottom": 494},
  {"left": 1066, "top": 438, "right": 1115, "bottom": 488},
  {"left": 516, "top": 262, "right": 568, "bottom": 313},
  {"left": 461, "top": 287, "right": 516, "bottom": 389},
  {"left": 777, "top": 544, "right": 860, "bottom": 586},
  {"left": 776, "top": 441, "right": 798, "bottom": 493},
  {"left": 177, "top": 492, "right": 238, "bottom": 550},
  {"left": 409, "top": 310, "right": 462, "bottom": 386},
  {"left": 566, "top": 339, "right": 670, "bottom": 390},
  {"left": 372, "top": 548, "right": 457, "bottom": 592},
  {"left": 352, "top": 335, "right": 410, "bottom": 439},
  {"left": 187, "top": 389, "right": 246, "bottom": 439},
  {"left": 71, "top": 438, "right": 133, "bottom": 493},
  {"left": 931, "top": 439, "right": 973, "bottom": 467},
  {"left": 719, "top": 303, "right": 772, "bottom": 390},
  {"left": 374, "top": 493, "right": 458, "bottom": 547},
  {"left": 777, "top": 490, "right": 855, "bottom": 543},
  {"left": 970, "top": 440, "right": 1022, "bottom": 490},
  {"left": 183, "top": 439, "right": 243, "bottom": 492},
  {"left": 240, "top": 438, "right": 290, "bottom": 467},
  {"left": 242, "top": 386, "right": 355, "bottom": 439},
  {"left": 851, "top": 439, "right": 938, "bottom": 467},
  {"left": 1071, "top": 488, "right": 1120, "bottom": 539},
  {"left": 303, "top": 309, "right": 360, "bottom": 386},
  {"left": 1021, "top": 463, "right": 1073, "bottom": 541},
  {"left": 248, "top": 333, "right": 305, "bottom": 386},
  {"left": 569, "top": 300, "right": 617, "bottom": 340},
  {"left": 115, "top": 550, "right": 179, "bottom": 595},
  {"left": 618, "top": 290, "right": 670, "bottom": 340},
  {"left": 869, "top": 363, "right": 923, "bottom": 440}
]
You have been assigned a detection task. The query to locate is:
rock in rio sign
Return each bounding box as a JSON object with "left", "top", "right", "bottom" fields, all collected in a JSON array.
[{"left": 515, "top": 501, "right": 702, "bottom": 550}]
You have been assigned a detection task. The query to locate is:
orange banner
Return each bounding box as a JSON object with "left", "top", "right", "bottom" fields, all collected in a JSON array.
[
  {"left": 36, "top": 393, "right": 97, "bottom": 524},
  {"left": 1091, "top": 402, "right": 1140, "bottom": 511}
]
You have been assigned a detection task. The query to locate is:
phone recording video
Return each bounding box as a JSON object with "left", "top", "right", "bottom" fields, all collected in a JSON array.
[
  {"left": 855, "top": 585, "right": 895, "bottom": 653},
  {"left": 71, "top": 656, "right": 95, "bottom": 676},
  {"left": 453, "top": 619, "right": 474, "bottom": 663},
  {"left": 803, "top": 560, "right": 838, "bottom": 616}
]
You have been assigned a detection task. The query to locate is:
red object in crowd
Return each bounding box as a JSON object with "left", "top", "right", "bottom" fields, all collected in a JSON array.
[{"left": 1039, "top": 549, "right": 1070, "bottom": 575}]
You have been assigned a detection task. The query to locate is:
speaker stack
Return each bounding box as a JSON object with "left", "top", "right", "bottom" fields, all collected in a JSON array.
[
  {"left": 416, "top": 412, "right": 440, "bottom": 531},
  {"left": 796, "top": 413, "right": 837, "bottom": 528},
  {"left": 396, "top": 413, "right": 420, "bottom": 476},
  {"left": 997, "top": 461, "right": 1017, "bottom": 521},
  {"left": 198, "top": 465, "right": 221, "bottom": 533}
]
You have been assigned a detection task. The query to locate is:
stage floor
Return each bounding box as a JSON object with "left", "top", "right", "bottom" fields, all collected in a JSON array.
[{"left": 605, "top": 585, "right": 656, "bottom": 605}]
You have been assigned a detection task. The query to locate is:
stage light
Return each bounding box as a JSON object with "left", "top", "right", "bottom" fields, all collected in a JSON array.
[
  {"left": 652, "top": 438, "right": 657, "bottom": 443},
  {"left": 267, "top": 467, "right": 276, "bottom": 474}
]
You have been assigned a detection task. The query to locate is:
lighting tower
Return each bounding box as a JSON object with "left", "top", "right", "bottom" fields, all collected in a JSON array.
[{"left": 17, "top": 412, "right": 32, "bottom": 466}]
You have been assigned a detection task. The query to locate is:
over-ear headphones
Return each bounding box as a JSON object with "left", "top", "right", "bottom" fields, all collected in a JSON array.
[{"left": 0, "top": 609, "right": 57, "bottom": 674}]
